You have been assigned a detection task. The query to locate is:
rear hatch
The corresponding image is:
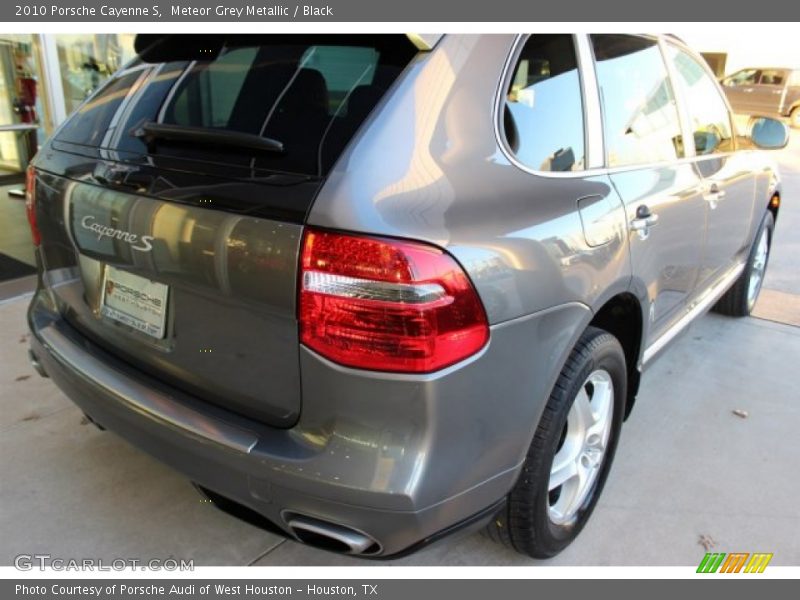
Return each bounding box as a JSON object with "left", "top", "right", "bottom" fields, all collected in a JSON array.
[{"left": 31, "top": 34, "right": 418, "bottom": 427}]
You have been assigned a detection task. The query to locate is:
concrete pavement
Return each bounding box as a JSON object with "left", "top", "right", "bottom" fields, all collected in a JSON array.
[{"left": 1, "top": 136, "right": 799, "bottom": 567}]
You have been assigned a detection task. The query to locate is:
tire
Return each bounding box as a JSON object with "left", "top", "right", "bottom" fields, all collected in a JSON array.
[
  {"left": 485, "top": 326, "right": 626, "bottom": 558},
  {"left": 713, "top": 210, "right": 774, "bottom": 317},
  {"left": 790, "top": 106, "right": 800, "bottom": 129}
]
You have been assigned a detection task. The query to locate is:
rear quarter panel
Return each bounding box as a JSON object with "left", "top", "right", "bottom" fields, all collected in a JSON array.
[
  {"left": 309, "top": 34, "right": 632, "bottom": 326},
  {"left": 305, "top": 33, "right": 636, "bottom": 506}
]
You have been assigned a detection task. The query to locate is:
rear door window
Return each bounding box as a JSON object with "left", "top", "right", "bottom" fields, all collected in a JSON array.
[
  {"left": 758, "top": 69, "right": 785, "bottom": 86},
  {"left": 723, "top": 69, "right": 759, "bottom": 87},
  {"left": 54, "top": 36, "right": 416, "bottom": 177},
  {"left": 591, "top": 34, "right": 685, "bottom": 167}
]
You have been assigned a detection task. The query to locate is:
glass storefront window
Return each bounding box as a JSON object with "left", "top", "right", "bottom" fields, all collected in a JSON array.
[
  {"left": 0, "top": 33, "right": 136, "bottom": 177},
  {"left": 54, "top": 34, "right": 136, "bottom": 116},
  {"left": 0, "top": 34, "right": 45, "bottom": 177}
]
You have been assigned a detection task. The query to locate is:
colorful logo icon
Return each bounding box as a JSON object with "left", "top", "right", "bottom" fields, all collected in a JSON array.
[{"left": 697, "top": 552, "right": 773, "bottom": 573}]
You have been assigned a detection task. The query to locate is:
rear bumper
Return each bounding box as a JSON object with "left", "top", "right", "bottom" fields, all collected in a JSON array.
[{"left": 28, "top": 287, "right": 590, "bottom": 556}]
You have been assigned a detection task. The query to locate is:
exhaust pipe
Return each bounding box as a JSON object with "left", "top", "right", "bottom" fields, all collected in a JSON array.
[
  {"left": 190, "top": 485, "right": 381, "bottom": 556},
  {"left": 286, "top": 514, "right": 380, "bottom": 556},
  {"left": 192, "top": 484, "right": 289, "bottom": 538}
]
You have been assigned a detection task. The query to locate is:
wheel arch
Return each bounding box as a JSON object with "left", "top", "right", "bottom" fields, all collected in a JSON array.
[
  {"left": 588, "top": 292, "right": 645, "bottom": 420},
  {"left": 767, "top": 190, "right": 780, "bottom": 224}
]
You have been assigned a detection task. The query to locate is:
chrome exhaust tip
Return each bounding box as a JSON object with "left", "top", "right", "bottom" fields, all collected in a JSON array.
[{"left": 285, "top": 514, "right": 381, "bottom": 556}]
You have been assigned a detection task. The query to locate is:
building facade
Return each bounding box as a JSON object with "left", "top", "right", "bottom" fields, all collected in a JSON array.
[{"left": 0, "top": 33, "right": 135, "bottom": 179}]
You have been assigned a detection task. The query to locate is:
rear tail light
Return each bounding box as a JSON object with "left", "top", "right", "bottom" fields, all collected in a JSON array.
[
  {"left": 25, "top": 165, "right": 40, "bottom": 247},
  {"left": 299, "top": 228, "right": 489, "bottom": 373}
]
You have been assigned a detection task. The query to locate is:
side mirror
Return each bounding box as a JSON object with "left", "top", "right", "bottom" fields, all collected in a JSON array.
[
  {"left": 749, "top": 116, "right": 789, "bottom": 150},
  {"left": 694, "top": 130, "right": 721, "bottom": 155}
]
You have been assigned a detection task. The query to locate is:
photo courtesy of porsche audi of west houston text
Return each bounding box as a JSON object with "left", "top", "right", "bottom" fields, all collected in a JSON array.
[{"left": 14, "top": 584, "right": 351, "bottom": 597}]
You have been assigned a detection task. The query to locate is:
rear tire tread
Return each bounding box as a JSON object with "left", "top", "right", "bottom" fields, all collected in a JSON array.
[
  {"left": 485, "top": 326, "right": 623, "bottom": 558},
  {"left": 713, "top": 211, "right": 774, "bottom": 317}
]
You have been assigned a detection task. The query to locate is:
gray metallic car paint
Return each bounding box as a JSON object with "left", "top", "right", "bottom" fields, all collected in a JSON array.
[
  {"left": 311, "top": 35, "right": 632, "bottom": 325},
  {"left": 29, "top": 283, "right": 589, "bottom": 553},
  {"left": 33, "top": 169, "right": 304, "bottom": 427},
  {"left": 26, "top": 33, "right": 782, "bottom": 556}
]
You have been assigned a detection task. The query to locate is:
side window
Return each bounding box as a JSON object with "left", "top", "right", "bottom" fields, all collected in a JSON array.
[
  {"left": 503, "top": 34, "right": 585, "bottom": 172},
  {"left": 591, "top": 34, "right": 684, "bottom": 167},
  {"left": 723, "top": 69, "right": 759, "bottom": 87},
  {"left": 791, "top": 71, "right": 800, "bottom": 86},
  {"left": 667, "top": 45, "right": 734, "bottom": 156},
  {"left": 758, "top": 69, "right": 785, "bottom": 86}
]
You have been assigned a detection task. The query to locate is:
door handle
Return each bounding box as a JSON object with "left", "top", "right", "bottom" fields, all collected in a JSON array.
[
  {"left": 742, "top": 88, "right": 754, "bottom": 93},
  {"left": 630, "top": 205, "right": 659, "bottom": 240},
  {"left": 704, "top": 182, "right": 726, "bottom": 209}
]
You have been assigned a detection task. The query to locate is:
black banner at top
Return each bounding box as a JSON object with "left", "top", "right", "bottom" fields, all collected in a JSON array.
[{"left": 4, "top": 0, "right": 800, "bottom": 22}]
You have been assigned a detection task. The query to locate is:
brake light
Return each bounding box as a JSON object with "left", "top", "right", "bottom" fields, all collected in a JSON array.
[
  {"left": 25, "top": 165, "right": 40, "bottom": 247},
  {"left": 299, "top": 229, "right": 489, "bottom": 373}
]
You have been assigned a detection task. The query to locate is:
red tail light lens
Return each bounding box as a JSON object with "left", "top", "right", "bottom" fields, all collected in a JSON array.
[
  {"left": 299, "top": 229, "right": 489, "bottom": 373},
  {"left": 25, "top": 165, "right": 40, "bottom": 247}
]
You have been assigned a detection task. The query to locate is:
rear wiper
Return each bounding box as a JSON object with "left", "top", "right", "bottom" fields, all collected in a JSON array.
[{"left": 132, "top": 121, "right": 284, "bottom": 154}]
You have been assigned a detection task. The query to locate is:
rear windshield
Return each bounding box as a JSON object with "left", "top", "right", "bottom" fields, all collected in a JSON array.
[{"left": 55, "top": 35, "right": 417, "bottom": 176}]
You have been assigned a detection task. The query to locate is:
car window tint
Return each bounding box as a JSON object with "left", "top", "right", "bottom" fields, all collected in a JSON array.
[
  {"left": 167, "top": 47, "right": 259, "bottom": 129},
  {"left": 667, "top": 45, "right": 734, "bottom": 156},
  {"left": 591, "top": 35, "right": 684, "bottom": 167},
  {"left": 115, "top": 61, "right": 189, "bottom": 153},
  {"left": 503, "top": 34, "right": 585, "bottom": 172},
  {"left": 300, "top": 45, "right": 379, "bottom": 114},
  {"left": 758, "top": 69, "right": 785, "bottom": 85},
  {"left": 54, "top": 36, "right": 416, "bottom": 177},
  {"left": 56, "top": 69, "right": 146, "bottom": 147},
  {"left": 724, "top": 69, "right": 758, "bottom": 87},
  {"left": 159, "top": 43, "right": 386, "bottom": 176}
]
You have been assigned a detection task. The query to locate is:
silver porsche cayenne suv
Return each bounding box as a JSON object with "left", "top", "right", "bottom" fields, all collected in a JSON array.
[{"left": 25, "top": 33, "right": 787, "bottom": 558}]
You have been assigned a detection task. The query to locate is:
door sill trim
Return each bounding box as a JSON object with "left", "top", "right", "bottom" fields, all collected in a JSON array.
[{"left": 642, "top": 262, "right": 746, "bottom": 365}]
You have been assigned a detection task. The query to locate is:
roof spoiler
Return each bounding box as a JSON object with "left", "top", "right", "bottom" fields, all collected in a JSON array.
[
  {"left": 406, "top": 34, "right": 443, "bottom": 51},
  {"left": 134, "top": 34, "right": 442, "bottom": 63}
]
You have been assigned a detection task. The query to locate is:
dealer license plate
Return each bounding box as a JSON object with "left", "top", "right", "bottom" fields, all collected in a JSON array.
[{"left": 101, "top": 266, "right": 168, "bottom": 339}]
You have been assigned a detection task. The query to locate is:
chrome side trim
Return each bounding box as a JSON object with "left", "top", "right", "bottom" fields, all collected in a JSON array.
[
  {"left": 575, "top": 33, "right": 605, "bottom": 169},
  {"left": 36, "top": 323, "right": 258, "bottom": 454},
  {"left": 642, "top": 262, "right": 746, "bottom": 365}
]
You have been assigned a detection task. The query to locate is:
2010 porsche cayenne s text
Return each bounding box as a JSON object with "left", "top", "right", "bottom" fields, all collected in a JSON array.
[{"left": 25, "top": 33, "right": 788, "bottom": 558}]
